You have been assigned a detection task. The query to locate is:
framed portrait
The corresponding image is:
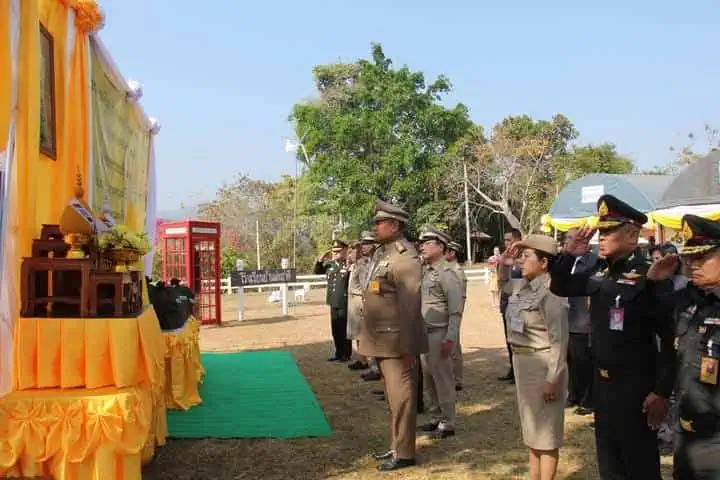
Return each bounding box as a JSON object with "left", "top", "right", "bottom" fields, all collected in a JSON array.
[{"left": 39, "top": 24, "right": 57, "bottom": 159}]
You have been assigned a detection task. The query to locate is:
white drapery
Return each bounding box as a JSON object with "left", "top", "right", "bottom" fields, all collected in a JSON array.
[
  {"left": 0, "top": 0, "right": 22, "bottom": 396},
  {"left": 144, "top": 133, "right": 157, "bottom": 276}
]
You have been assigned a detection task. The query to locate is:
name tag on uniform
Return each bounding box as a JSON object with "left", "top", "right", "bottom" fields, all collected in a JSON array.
[
  {"left": 609, "top": 308, "right": 624, "bottom": 331},
  {"left": 700, "top": 357, "right": 719, "bottom": 385},
  {"left": 510, "top": 315, "right": 524, "bottom": 333},
  {"left": 368, "top": 280, "right": 380, "bottom": 294}
]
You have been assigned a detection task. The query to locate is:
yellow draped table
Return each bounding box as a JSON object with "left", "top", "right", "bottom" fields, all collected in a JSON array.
[
  {"left": 163, "top": 316, "right": 205, "bottom": 410},
  {"left": 13, "top": 308, "right": 165, "bottom": 390},
  {"left": 0, "top": 385, "right": 167, "bottom": 479},
  {"left": 0, "top": 307, "right": 168, "bottom": 479}
]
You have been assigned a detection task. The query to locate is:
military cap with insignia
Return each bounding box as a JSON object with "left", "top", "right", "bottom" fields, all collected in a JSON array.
[
  {"left": 679, "top": 214, "right": 720, "bottom": 256},
  {"left": 331, "top": 239, "right": 348, "bottom": 252},
  {"left": 360, "top": 230, "right": 375, "bottom": 243},
  {"left": 419, "top": 226, "right": 452, "bottom": 246},
  {"left": 371, "top": 199, "right": 409, "bottom": 224},
  {"left": 596, "top": 194, "right": 648, "bottom": 230},
  {"left": 448, "top": 241, "right": 463, "bottom": 253}
]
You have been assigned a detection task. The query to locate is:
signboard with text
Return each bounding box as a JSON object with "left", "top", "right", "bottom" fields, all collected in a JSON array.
[{"left": 230, "top": 269, "right": 297, "bottom": 287}]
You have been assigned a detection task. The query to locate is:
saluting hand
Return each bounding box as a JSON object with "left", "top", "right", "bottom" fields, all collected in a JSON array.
[
  {"left": 564, "top": 225, "right": 595, "bottom": 257},
  {"left": 642, "top": 392, "right": 669, "bottom": 429},
  {"left": 647, "top": 254, "right": 680, "bottom": 282}
]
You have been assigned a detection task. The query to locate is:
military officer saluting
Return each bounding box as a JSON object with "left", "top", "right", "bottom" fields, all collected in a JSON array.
[
  {"left": 314, "top": 240, "right": 352, "bottom": 362},
  {"left": 446, "top": 240, "right": 468, "bottom": 391},
  {"left": 649, "top": 215, "right": 720, "bottom": 479},
  {"left": 418, "top": 228, "right": 464, "bottom": 438},
  {"left": 551, "top": 194, "right": 676, "bottom": 480},
  {"left": 358, "top": 200, "right": 428, "bottom": 471}
]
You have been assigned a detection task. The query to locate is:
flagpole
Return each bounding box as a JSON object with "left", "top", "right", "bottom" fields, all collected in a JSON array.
[{"left": 285, "top": 139, "right": 311, "bottom": 270}]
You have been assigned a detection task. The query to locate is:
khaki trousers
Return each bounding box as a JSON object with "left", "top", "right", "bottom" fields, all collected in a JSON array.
[
  {"left": 451, "top": 342, "right": 463, "bottom": 386},
  {"left": 378, "top": 357, "right": 418, "bottom": 459},
  {"left": 421, "top": 327, "right": 457, "bottom": 429}
]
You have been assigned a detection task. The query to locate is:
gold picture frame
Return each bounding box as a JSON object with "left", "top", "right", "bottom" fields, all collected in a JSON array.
[{"left": 39, "top": 24, "right": 57, "bottom": 159}]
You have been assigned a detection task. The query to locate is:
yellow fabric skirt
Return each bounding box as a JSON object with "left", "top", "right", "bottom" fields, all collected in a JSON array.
[
  {"left": 163, "top": 317, "right": 205, "bottom": 410},
  {"left": 13, "top": 307, "right": 165, "bottom": 391},
  {"left": 0, "top": 384, "right": 167, "bottom": 480}
]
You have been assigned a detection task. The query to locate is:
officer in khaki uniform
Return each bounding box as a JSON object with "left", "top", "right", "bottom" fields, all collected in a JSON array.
[
  {"left": 418, "top": 228, "right": 464, "bottom": 438},
  {"left": 446, "top": 240, "right": 467, "bottom": 391},
  {"left": 347, "top": 231, "right": 377, "bottom": 371},
  {"left": 358, "top": 200, "right": 428, "bottom": 472}
]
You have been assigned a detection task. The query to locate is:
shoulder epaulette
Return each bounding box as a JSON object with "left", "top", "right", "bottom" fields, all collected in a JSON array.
[{"left": 394, "top": 240, "right": 407, "bottom": 253}]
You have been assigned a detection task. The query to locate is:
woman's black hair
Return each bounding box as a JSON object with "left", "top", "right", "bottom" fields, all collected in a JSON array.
[{"left": 533, "top": 249, "right": 556, "bottom": 271}]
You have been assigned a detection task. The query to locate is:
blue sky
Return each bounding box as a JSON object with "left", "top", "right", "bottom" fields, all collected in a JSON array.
[{"left": 99, "top": 0, "right": 720, "bottom": 211}]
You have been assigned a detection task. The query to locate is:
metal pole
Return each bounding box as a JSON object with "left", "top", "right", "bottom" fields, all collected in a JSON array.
[
  {"left": 255, "top": 219, "right": 261, "bottom": 269},
  {"left": 463, "top": 161, "right": 472, "bottom": 266}
]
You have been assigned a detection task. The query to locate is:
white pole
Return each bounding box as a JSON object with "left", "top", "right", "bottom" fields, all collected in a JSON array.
[
  {"left": 463, "top": 161, "right": 472, "bottom": 266},
  {"left": 281, "top": 258, "right": 289, "bottom": 316},
  {"left": 236, "top": 259, "right": 245, "bottom": 322},
  {"left": 255, "top": 219, "right": 261, "bottom": 269}
]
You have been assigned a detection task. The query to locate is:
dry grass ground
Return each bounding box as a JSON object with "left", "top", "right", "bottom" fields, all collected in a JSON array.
[{"left": 143, "top": 282, "right": 673, "bottom": 479}]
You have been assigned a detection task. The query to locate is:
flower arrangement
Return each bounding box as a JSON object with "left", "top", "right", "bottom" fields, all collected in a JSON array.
[{"left": 99, "top": 225, "right": 151, "bottom": 255}]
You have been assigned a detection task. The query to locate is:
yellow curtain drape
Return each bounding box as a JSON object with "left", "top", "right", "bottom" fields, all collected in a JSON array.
[
  {"left": 63, "top": 19, "right": 89, "bottom": 213},
  {"left": 652, "top": 210, "right": 720, "bottom": 230},
  {"left": 0, "top": 0, "right": 11, "bottom": 153}
]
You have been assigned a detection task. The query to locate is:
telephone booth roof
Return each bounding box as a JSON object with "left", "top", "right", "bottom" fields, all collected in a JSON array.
[{"left": 159, "top": 220, "right": 221, "bottom": 238}]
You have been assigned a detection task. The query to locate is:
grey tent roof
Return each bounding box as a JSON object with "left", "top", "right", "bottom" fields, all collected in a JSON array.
[
  {"left": 656, "top": 150, "right": 720, "bottom": 209},
  {"left": 549, "top": 173, "right": 677, "bottom": 219}
]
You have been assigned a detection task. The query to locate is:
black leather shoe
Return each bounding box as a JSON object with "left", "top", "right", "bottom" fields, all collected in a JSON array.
[
  {"left": 373, "top": 450, "right": 394, "bottom": 461},
  {"left": 426, "top": 428, "right": 455, "bottom": 439},
  {"left": 575, "top": 406, "right": 594, "bottom": 416},
  {"left": 497, "top": 370, "right": 514, "bottom": 381},
  {"left": 418, "top": 421, "right": 440, "bottom": 432},
  {"left": 327, "top": 356, "right": 340, "bottom": 362},
  {"left": 362, "top": 371, "right": 382, "bottom": 381},
  {"left": 377, "top": 458, "right": 416, "bottom": 471},
  {"left": 348, "top": 361, "right": 369, "bottom": 370}
]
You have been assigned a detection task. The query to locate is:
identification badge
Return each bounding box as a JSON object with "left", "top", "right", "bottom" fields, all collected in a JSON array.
[
  {"left": 609, "top": 308, "right": 624, "bottom": 331},
  {"left": 700, "top": 357, "right": 719, "bottom": 385},
  {"left": 368, "top": 280, "right": 380, "bottom": 294},
  {"left": 510, "top": 315, "right": 524, "bottom": 333}
]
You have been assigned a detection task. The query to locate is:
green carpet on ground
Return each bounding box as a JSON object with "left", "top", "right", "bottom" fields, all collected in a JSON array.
[{"left": 167, "top": 351, "right": 332, "bottom": 439}]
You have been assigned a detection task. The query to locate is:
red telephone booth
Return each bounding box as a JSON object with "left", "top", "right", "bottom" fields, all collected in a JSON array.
[{"left": 158, "top": 220, "right": 221, "bottom": 325}]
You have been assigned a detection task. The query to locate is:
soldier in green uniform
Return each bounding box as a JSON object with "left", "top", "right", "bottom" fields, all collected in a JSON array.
[
  {"left": 417, "top": 227, "right": 464, "bottom": 438},
  {"left": 648, "top": 214, "right": 720, "bottom": 479},
  {"left": 446, "top": 240, "right": 468, "bottom": 391},
  {"left": 314, "top": 240, "right": 352, "bottom": 362}
]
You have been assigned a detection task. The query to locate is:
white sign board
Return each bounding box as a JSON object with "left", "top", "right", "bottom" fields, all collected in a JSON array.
[{"left": 581, "top": 185, "right": 605, "bottom": 204}]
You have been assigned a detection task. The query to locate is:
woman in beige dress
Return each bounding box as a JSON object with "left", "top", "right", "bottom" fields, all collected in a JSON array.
[{"left": 504, "top": 234, "right": 569, "bottom": 480}]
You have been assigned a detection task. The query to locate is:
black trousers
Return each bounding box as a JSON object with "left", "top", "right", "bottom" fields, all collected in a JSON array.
[
  {"left": 568, "top": 333, "right": 593, "bottom": 407},
  {"left": 330, "top": 307, "right": 352, "bottom": 359},
  {"left": 499, "top": 292, "right": 513, "bottom": 371},
  {"left": 594, "top": 370, "right": 661, "bottom": 480},
  {"left": 674, "top": 432, "right": 720, "bottom": 480}
]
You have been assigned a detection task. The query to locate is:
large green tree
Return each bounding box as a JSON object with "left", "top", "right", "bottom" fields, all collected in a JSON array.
[
  {"left": 444, "top": 115, "right": 634, "bottom": 234},
  {"left": 290, "top": 43, "right": 473, "bottom": 234}
]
